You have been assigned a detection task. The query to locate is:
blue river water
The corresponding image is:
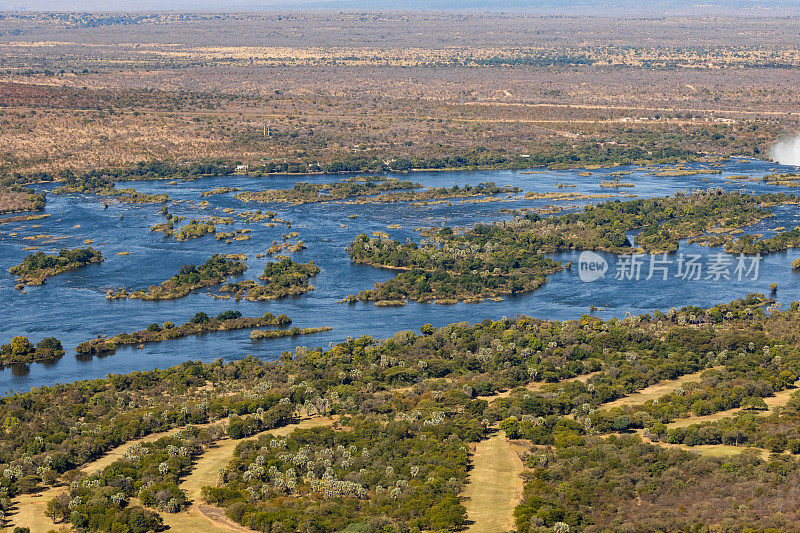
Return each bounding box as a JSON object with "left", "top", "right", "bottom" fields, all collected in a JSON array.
[{"left": 1, "top": 158, "right": 799, "bottom": 394}]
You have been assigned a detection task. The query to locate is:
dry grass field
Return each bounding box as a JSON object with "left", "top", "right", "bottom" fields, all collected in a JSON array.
[
  {"left": 160, "top": 417, "right": 334, "bottom": 533},
  {"left": 461, "top": 431, "right": 524, "bottom": 533},
  {"left": 636, "top": 432, "right": 773, "bottom": 461},
  {"left": 601, "top": 367, "right": 721, "bottom": 410},
  {"left": 3, "top": 423, "right": 221, "bottom": 532},
  {"left": 666, "top": 380, "right": 800, "bottom": 429}
]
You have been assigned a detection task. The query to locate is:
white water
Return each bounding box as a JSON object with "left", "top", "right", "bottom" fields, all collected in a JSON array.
[{"left": 769, "top": 133, "right": 800, "bottom": 167}]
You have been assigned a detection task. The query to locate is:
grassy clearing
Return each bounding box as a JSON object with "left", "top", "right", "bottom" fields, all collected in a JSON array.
[
  {"left": 637, "top": 432, "right": 771, "bottom": 461},
  {"left": 3, "top": 416, "right": 308, "bottom": 533},
  {"left": 162, "top": 417, "right": 335, "bottom": 533},
  {"left": 478, "top": 371, "right": 604, "bottom": 403},
  {"left": 691, "top": 445, "right": 770, "bottom": 460},
  {"left": 763, "top": 384, "right": 800, "bottom": 410},
  {"left": 667, "top": 407, "right": 744, "bottom": 429},
  {"left": 601, "top": 367, "right": 720, "bottom": 410},
  {"left": 667, "top": 380, "right": 800, "bottom": 429},
  {"left": 3, "top": 488, "right": 64, "bottom": 533},
  {"left": 81, "top": 427, "right": 189, "bottom": 475},
  {"left": 461, "top": 431, "right": 524, "bottom": 533},
  {"left": 182, "top": 417, "right": 334, "bottom": 504},
  {"left": 4, "top": 426, "right": 200, "bottom": 533},
  {"left": 160, "top": 504, "right": 249, "bottom": 533}
]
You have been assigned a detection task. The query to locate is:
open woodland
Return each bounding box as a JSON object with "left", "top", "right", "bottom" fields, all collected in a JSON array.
[
  {"left": 0, "top": 295, "right": 800, "bottom": 531},
  {"left": 5, "top": 10, "right": 800, "bottom": 533}
]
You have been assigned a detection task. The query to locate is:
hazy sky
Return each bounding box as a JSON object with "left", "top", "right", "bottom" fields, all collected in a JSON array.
[{"left": 2, "top": 0, "right": 799, "bottom": 12}]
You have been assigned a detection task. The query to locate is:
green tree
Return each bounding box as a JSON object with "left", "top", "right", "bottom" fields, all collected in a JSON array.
[
  {"left": 612, "top": 415, "right": 631, "bottom": 432},
  {"left": 9, "top": 336, "right": 34, "bottom": 357},
  {"left": 500, "top": 417, "right": 521, "bottom": 439},
  {"left": 742, "top": 396, "right": 768, "bottom": 410}
]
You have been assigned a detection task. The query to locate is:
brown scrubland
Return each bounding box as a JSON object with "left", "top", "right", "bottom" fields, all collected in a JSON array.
[{"left": 0, "top": 13, "right": 798, "bottom": 178}]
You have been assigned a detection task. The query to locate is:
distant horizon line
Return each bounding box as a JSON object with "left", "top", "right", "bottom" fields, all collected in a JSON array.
[
  {"left": 3, "top": 7, "right": 800, "bottom": 15},
  {"left": 2, "top": 0, "right": 800, "bottom": 15}
]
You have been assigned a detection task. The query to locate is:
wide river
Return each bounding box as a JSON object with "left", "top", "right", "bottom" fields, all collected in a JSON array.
[{"left": 1, "top": 158, "right": 799, "bottom": 394}]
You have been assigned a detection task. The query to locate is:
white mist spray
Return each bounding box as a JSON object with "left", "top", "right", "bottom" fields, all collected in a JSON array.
[{"left": 769, "top": 133, "right": 800, "bottom": 166}]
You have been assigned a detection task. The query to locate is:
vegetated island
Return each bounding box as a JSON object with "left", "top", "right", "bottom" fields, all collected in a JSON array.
[
  {"left": 234, "top": 176, "right": 420, "bottom": 205},
  {"left": 150, "top": 220, "right": 215, "bottom": 240},
  {"left": 265, "top": 239, "right": 305, "bottom": 254},
  {"left": 200, "top": 186, "right": 241, "bottom": 196},
  {"left": 9, "top": 247, "right": 104, "bottom": 286},
  {"left": 219, "top": 256, "right": 320, "bottom": 301},
  {"left": 249, "top": 325, "right": 333, "bottom": 340},
  {"left": 648, "top": 165, "right": 723, "bottom": 177},
  {"left": 0, "top": 336, "right": 64, "bottom": 365},
  {"left": 75, "top": 311, "right": 323, "bottom": 356},
  {"left": 106, "top": 253, "right": 246, "bottom": 300},
  {"left": 151, "top": 207, "right": 235, "bottom": 240},
  {"left": 726, "top": 173, "right": 800, "bottom": 187},
  {"left": 762, "top": 172, "right": 800, "bottom": 187},
  {"left": 235, "top": 177, "right": 522, "bottom": 206},
  {"left": 52, "top": 174, "right": 170, "bottom": 204},
  {"left": 345, "top": 190, "right": 800, "bottom": 304},
  {"left": 236, "top": 209, "right": 291, "bottom": 225},
  {"left": 150, "top": 217, "right": 234, "bottom": 240},
  {"left": 523, "top": 191, "right": 626, "bottom": 201},
  {"left": 599, "top": 178, "right": 635, "bottom": 188},
  {"left": 0, "top": 213, "right": 50, "bottom": 225},
  {"left": 345, "top": 228, "right": 562, "bottom": 305},
  {"left": 339, "top": 181, "right": 523, "bottom": 204}
]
